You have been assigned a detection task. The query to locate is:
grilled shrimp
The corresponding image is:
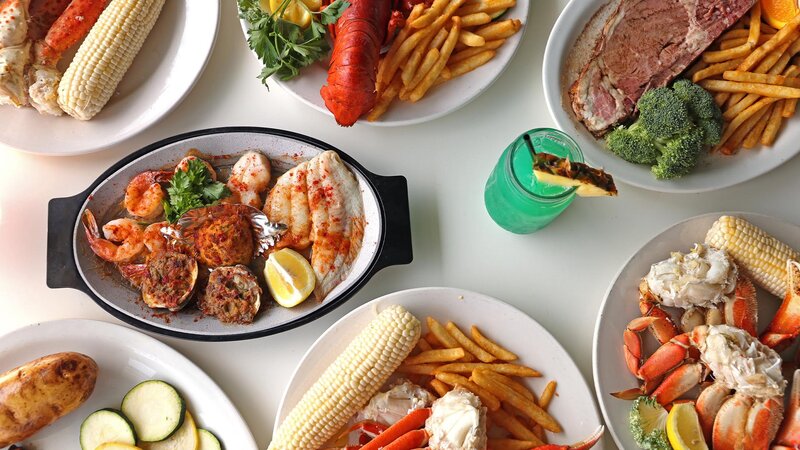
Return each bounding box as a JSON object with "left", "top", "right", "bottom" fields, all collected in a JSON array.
[
  {"left": 227, "top": 151, "right": 271, "bottom": 208},
  {"left": 176, "top": 155, "right": 217, "bottom": 180},
  {"left": 123, "top": 170, "right": 172, "bottom": 219},
  {"left": 82, "top": 209, "right": 145, "bottom": 263},
  {"left": 143, "top": 221, "right": 169, "bottom": 254}
]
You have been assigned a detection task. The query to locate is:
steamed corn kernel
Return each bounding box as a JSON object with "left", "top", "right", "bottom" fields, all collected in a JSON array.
[{"left": 706, "top": 215, "right": 800, "bottom": 298}]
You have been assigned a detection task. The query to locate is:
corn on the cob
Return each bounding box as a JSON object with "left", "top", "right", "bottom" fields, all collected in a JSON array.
[
  {"left": 57, "top": 0, "right": 166, "bottom": 120},
  {"left": 705, "top": 215, "right": 800, "bottom": 298},
  {"left": 268, "top": 305, "right": 421, "bottom": 450}
]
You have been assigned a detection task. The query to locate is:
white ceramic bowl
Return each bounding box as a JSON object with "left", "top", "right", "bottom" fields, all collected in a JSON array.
[
  {"left": 0, "top": 0, "right": 220, "bottom": 155},
  {"left": 275, "top": 287, "right": 605, "bottom": 447},
  {"left": 0, "top": 319, "right": 257, "bottom": 449},
  {"left": 543, "top": 0, "right": 800, "bottom": 193},
  {"left": 593, "top": 212, "right": 800, "bottom": 449},
  {"left": 239, "top": 2, "right": 528, "bottom": 126}
]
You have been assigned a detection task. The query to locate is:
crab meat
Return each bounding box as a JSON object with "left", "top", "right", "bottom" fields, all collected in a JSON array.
[{"left": 621, "top": 325, "right": 786, "bottom": 449}]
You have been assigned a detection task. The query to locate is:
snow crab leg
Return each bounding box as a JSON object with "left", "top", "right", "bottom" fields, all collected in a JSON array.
[
  {"left": 761, "top": 260, "right": 800, "bottom": 350},
  {"left": 774, "top": 370, "right": 800, "bottom": 449},
  {"left": 532, "top": 425, "right": 604, "bottom": 450}
]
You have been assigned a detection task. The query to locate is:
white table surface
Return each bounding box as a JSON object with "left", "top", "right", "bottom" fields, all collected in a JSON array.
[{"left": 1, "top": 1, "right": 799, "bottom": 449}]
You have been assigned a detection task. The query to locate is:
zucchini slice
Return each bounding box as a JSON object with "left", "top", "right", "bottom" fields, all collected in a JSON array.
[
  {"left": 139, "top": 412, "right": 199, "bottom": 450},
  {"left": 80, "top": 409, "right": 137, "bottom": 450},
  {"left": 197, "top": 429, "right": 222, "bottom": 450},
  {"left": 96, "top": 444, "right": 143, "bottom": 450},
  {"left": 121, "top": 380, "right": 186, "bottom": 442}
]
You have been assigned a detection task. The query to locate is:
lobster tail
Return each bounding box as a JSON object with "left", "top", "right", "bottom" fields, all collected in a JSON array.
[{"left": 320, "top": 0, "right": 391, "bottom": 126}]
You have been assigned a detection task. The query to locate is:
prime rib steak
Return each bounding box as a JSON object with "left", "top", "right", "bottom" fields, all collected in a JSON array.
[{"left": 569, "top": 0, "right": 756, "bottom": 136}]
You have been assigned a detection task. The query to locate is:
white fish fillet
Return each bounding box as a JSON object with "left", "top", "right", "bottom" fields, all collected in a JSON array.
[
  {"left": 263, "top": 161, "right": 312, "bottom": 250},
  {"left": 306, "top": 151, "right": 365, "bottom": 299}
]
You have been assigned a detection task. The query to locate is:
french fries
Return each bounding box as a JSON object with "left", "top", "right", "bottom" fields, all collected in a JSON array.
[
  {"left": 399, "top": 316, "right": 558, "bottom": 443},
  {"left": 435, "top": 372, "right": 501, "bottom": 411},
  {"left": 695, "top": 6, "right": 800, "bottom": 154},
  {"left": 472, "top": 370, "right": 562, "bottom": 432},
  {"left": 405, "top": 348, "right": 466, "bottom": 364},
  {"left": 368, "top": 0, "right": 521, "bottom": 120},
  {"left": 489, "top": 409, "right": 544, "bottom": 443},
  {"left": 472, "top": 325, "right": 518, "bottom": 361}
]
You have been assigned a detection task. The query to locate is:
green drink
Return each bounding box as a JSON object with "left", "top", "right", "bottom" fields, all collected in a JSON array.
[{"left": 484, "top": 128, "right": 584, "bottom": 234}]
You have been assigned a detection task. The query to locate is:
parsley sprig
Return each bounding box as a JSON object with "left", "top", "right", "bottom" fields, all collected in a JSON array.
[
  {"left": 163, "top": 159, "right": 230, "bottom": 223},
  {"left": 239, "top": 0, "right": 350, "bottom": 84}
]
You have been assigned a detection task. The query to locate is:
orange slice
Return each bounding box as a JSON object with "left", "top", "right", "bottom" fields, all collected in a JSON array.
[{"left": 761, "top": 0, "right": 800, "bottom": 29}]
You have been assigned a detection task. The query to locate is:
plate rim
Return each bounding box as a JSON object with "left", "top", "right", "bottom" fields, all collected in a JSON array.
[
  {"left": 237, "top": 1, "right": 529, "bottom": 127},
  {"left": 0, "top": 317, "right": 259, "bottom": 449},
  {"left": 542, "top": 0, "right": 800, "bottom": 194},
  {"left": 60, "top": 126, "right": 395, "bottom": 341},
  {"left": 273, "top": 286, "right": 605, "bottom": 447},
  {"left": 1, "top": 0, "right": 222, "bottom": 156},
  {"left": 591, "top": 211, "right": 800, "bottom": 449}
]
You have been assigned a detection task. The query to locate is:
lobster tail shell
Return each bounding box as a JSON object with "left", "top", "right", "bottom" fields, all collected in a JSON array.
[{"left": 320, "top": 0, "right": 391, "bottom": 126}]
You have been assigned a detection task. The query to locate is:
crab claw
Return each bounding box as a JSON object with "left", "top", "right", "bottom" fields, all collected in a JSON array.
[
  {"left": 639, "top": 279, "right": 679, "bottom": 344},
  {"left": 724, "top": 274, "right": 758, "bottom": 337},
  {"left": 696, "top": 382, "right": 731, "bottom": 443},
  {"left": 774, "top": 370, "right": 800, "bottom": 448},
  {"left": 623, "top": 316, "right": 659, "bottom": 377},
  {"left": 651, "top": 362, "right": 704, "bottom": 406},
  {"left": 638, "top": 333, "right": 691, "bottom": 382},
  {"left": 761, "top": 261, "right": 800, "bottom": 350},
  {"left": 532, "top": 426, "right": 604, "bottom": 450}
]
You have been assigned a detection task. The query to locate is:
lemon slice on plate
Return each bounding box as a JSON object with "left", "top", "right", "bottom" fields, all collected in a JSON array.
[
  {"left": 667, "top": 402, "right": 709, "bottom": 450},
  {"left": 265, "top": 249, "right": 316, "bottom": 308},
  {"left": 260, "top": 0, "right": 320, "bottom": 28}
]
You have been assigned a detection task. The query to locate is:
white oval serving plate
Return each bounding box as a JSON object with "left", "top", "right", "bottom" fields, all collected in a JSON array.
[
  {"left": 593, "top": 212, "right": 800, "bottom": 449},
  {"left": 239, "top": 1, "right": 528, "bottom": 126},
  {"left": 0, "top": 319, "right": 257, "bottom": 449},
  {"left": 0, "top": 0, "right": 220, "bottom": 155},
  {"left": 274, "top": 287, "right": 604, "bottom": 447},
  {"left": 543, "top": 0, "right": 800, "bottom": 193}
]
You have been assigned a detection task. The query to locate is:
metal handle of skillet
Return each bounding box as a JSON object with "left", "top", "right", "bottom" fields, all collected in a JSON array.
[{"left": 47, "top": 189, "right": 92, "bottom": 292}]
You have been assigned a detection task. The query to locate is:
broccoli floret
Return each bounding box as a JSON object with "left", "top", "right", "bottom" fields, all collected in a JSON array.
[
  {"left": 606, "top": 123, "right": 660, "bottom": 164},
  {"left": 672, "top": 78, "right": 724, "bottom": 145},
  {"left": 651, "top": 126, "right": 704, "bottom": 180},
  {"left": 603, "top": 80, "right": 717, "bottom": 180},
  {"left": 637, "top": 87, "right": 693, "bottom": 140},
  {"left": 630, "top": 396, "right": 671, "bottom": 450}
]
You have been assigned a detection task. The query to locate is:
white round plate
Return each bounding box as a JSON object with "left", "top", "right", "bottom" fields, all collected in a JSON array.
[
  {"left": 0, "top": 319, "right": 257, "bottom": 449},
  {"left": 0, "top": 1, "right": 220, "bottom": 155},
  {"left": 274, "top": 287, "right": 604, "bottom": 447},
  {"left": 239, "top": 3, "right": 528, "bottom": 126},
  {"left": 543, "top": 0, "right": 800, "bottom": 193},
  {"left": 593, "top": 212, "right": 800, "bottom": 450}
]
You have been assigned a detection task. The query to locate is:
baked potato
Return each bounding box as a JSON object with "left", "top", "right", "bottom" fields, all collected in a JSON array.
[{"left": 0, "top": 352, "right": 98, "bottom": 446}]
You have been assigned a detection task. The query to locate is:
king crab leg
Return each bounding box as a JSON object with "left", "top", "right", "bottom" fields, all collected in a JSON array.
[{"left": 28, "top": 0, "right": 108, "bottom": 115}]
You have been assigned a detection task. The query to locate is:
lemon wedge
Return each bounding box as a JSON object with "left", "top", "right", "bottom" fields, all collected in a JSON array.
[
  {"left": 667, "top": 402, "right": 709, "bottom": 450},
  {"left": 261, "top": 0, "right": 319, "bottom": 28},
  {"left": 265, "top": 248, "right": 315, "bottom": 308}
]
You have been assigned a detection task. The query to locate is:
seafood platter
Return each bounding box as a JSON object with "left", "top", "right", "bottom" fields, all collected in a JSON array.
[
  {"left": 594, "top": 212, "right": 800, "bottom": 449},
  {"left": 271, "top": 287, "right": 605, "bottom": 450},
  {"left": 0, "top": 319, "right": 257, "bottom": 449},
  {"left": 544, "top": 0, "right": 800, "bottom": 193},
  {"left": 0, "top": 0, "right": 219, "bottom": 155},
  {"left": 46, "top": 127, "right": 413, "bottom": 341},
  {"left": 238, "top": 0, "right": 527, "bottom": 126}
]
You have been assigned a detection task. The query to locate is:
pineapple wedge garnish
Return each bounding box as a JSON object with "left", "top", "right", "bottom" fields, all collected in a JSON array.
[{"left": 533, "top": 152, "right": 617, "bottom": 197}]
